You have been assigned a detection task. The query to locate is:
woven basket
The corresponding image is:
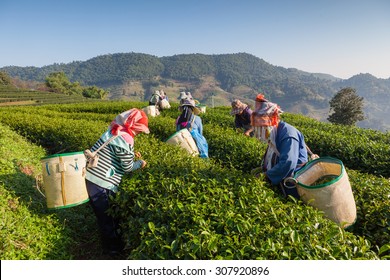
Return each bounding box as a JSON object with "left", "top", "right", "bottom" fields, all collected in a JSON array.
[
  {"left": 165, "top": 129, "right": 199, "bottom": 156},
  {"left": 287, "top": 157, "right": 357, "bottom": 228},
  {"left": 40, "top": 152, "right": 89, "bottom": 209}
]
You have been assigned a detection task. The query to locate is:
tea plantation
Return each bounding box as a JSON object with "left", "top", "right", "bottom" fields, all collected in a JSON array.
[
  {"left": 0, "top": 101, "right": 389, "bottom": 260},
  {"left": 0, "top": 84, "right": 89, "bottom": 106}
]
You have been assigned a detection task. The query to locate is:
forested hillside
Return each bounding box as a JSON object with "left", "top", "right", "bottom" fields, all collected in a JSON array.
[{"left": 2, "top": 52, "right": 390, "bottom": 131}]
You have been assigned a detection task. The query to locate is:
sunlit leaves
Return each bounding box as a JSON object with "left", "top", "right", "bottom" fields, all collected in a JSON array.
[{"left": 0, "top": 101, "right": 388, "bottom": 260}]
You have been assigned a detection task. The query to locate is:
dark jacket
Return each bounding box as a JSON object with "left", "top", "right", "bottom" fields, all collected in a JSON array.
[{"left": 234, "top": 106, "right": 252, "bottom": 128}]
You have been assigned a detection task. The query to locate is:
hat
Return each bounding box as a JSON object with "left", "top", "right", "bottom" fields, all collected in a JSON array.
[
  {"left": 254, "top": 100, "right": 283, "bottom": 116},
  {"left": 179, "top": 98, "right": 201, "bottom": 115},
  {"left": 179, "top": 91, "right": 193, "bottom": 100},
  {"left": 230, "top": 99, "right": 248, "bottom": 115}
]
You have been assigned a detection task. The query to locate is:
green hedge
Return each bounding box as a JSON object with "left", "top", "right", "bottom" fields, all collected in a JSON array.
[
  {"left": 0, "top": 124, "right": 73, "bottom": 259},
  {"left": 0, "top": 102, "right": 389, "bottom": 259}
]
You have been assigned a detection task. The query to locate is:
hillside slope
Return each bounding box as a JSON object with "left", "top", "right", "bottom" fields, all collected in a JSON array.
[{"left": 2, "top": 52, "right": 390, "bottom": 131}]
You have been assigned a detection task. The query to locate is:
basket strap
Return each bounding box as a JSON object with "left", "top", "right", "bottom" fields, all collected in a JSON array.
[
  {"left": 91, "top": 132, "right": 123, "bottom": 156},
  {"left": 306, "top": 144, "right": 314, "bottom": 157},
  {"left": 187, "top": 115, "right": 196, "bottom": 132},
  {"left": 59, "top": 156, "right": 66, "bottom": 205}
]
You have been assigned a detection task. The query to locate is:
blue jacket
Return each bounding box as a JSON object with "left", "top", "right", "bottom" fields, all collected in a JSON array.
[
  {"left": 265, "top": 122, "right": 308, "bottom": 185},
  {"left": 176, "top": 115, "right": 203, "bottom": 135}
]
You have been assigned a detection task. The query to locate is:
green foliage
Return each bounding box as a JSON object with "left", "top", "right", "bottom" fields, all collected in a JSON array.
[
  {"left": 0, "top": 53, "right": 336, "bottom": 105},
  {"left": 0, "top": 71, "right": 12, "bottom": 85},
  {"left": 115, "top": 135, "right": 377, "bottom": 260},
  {"left": 0, "top": 108, "right": 107, "bottom": 153},
  {"left": 72, "top": 52, "right": 164, "bottom": 85},
  {"left": 0, "top": 124, "right": 73, "bottom": 259},
  {"left": 45, "top": 71, "right": 107, "bottom": 99},
  {"left": 82, "top": 85, "right": 108, "bottom": 99},
  {"left": 161, "top": 54, "right": 216, "bottom": 81},
  {"left": 0, "top": 101, "right": 389, "bottom": 260},
  {"left": 3, "top": 53, "right": 390, "bottom": 131},
  {"left": 0, "top": 85, "right": 88, "bottom": 105},
  {"left": 348, "top": 169, "right": 390, "bottom": 252},
  {"left": 45, "top": 72, "right": 83, "bottom": 95},
  {"left": 328, "top": 87, "right": 365, "bottom": 126}
]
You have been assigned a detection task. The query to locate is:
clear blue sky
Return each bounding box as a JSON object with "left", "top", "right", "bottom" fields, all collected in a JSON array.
[{"left": 1, "top": 0, "right": 389, "bottom": 79}]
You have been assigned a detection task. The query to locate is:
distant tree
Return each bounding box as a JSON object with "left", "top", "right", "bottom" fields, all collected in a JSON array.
[
  {"left": 45, "top": 72, "right": 106, "bottom": 99},
  {"left": 82, "top": 86, "right": 108, "bottom": 99},
  {"left": 45, "top": 72, "right": 82, "bottom": 95},
  {"left": 327, "top": 87, "right": 365, "bottom": 126},
  {"left": 0, "top": 71, "right": 12, "bottom": 85}
]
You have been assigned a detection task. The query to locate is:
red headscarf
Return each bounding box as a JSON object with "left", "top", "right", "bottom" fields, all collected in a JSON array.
[{"left": 109, "top": 109, "right": 149, "bottom": 144}]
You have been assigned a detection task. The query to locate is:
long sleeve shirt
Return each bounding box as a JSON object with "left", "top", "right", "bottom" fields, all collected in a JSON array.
[
  {"left": 234, "top": 106, "right": 252, "bottom": 128},
  {"left": 86, "top": 130, "right": 143, "bottom": 192},
  {"left": 176, "top": 115, "right": 204, "bottom": 135},
  {"left": 265, "top": 122, "right": 308, "bottom": 185}
]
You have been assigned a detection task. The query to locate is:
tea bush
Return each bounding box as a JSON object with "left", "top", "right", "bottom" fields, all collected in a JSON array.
[
  {"left": 0, "top": 124, "right": 73, "bottom": 259},
  {"left": 0, "top": 102, "right": 389, "bottom": 259},
  {"left": 115, "top": 135, "right": 379, "bottom": 260}
]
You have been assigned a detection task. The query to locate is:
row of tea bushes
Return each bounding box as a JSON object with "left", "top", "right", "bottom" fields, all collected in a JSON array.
[
  {"left": 115, "top": 134, "right": 378, "bottom": 259},
  {"left": 189, "top": 106, "right": 390, "bottom": 178},
  {"left": 0, "top": 102, "right": 388, "bottom": 259},
  {"left": 38, "top": 100, "right": 147, "bottom": 114},
  {"left": 0, "top": 85, "right": 88, "bottom": 105},
  {"left": 282, "top": 112, "right": 390, "bottom": 144},
  {"left": 192, "top": 106, "right": 390, "bottom": 178},
  {"left": 148, "top": 115, "right": 390, "bottom": 251},
  {"left": 2, "top": 101, "right": 389, "bottom": 180},
  {"left": 348, "top": 169, "right": 390, "bottom": 250},
  {"left": 0, "top": 124, "right": 74, "bottom": 259},
  {"left": 0, "top": 109, "right": 107, "bottom": 154}
]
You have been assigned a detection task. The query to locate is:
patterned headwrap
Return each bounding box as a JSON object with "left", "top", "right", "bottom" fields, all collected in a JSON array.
[
  {"left": 251, "top": 94, "right": 283, "bottom": 127},
  {"left": 109, "top": 109, "right": 149, "bottom": 144},
  {"left": 251, "top": 94, "right": 283, "bottom": 144},
  {"left": 230, "top": 99, "right": 248, "bottom": 115}
]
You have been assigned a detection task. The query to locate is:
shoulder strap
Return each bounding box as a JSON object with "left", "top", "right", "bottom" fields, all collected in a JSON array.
[
  {"left": 305, "top": 144, "right": 314, "bottom": 157},
  {"left": 188, "top": 115, "right": 196, "bottom": 132},
  {"left": 92, "top": 133, "right": 123, "bottom": 156}
]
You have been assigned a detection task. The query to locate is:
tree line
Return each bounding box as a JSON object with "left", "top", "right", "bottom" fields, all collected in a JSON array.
[
  {"left": 1, "top": 52, "right": 336, "bottom": 103},
  {"left": 0, "top": 52, "right": 375, "bottom": 128}
]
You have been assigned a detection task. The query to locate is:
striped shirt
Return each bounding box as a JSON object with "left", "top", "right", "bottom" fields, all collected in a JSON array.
[{"left": 86, "top": 132, "right": 142, "bottom": 192}]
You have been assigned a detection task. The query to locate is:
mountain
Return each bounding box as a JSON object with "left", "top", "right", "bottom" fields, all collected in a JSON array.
[{"left": 2, "top": 52, "right": 390, "bottom": 131}]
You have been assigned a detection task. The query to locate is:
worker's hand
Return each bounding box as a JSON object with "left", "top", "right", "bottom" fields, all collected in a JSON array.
[
  {"left": 310, "top": 154, "right": 320, "bottom": 160},
  {"left": 244, "top": 127, "right": 254, "bottom": 136}
]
